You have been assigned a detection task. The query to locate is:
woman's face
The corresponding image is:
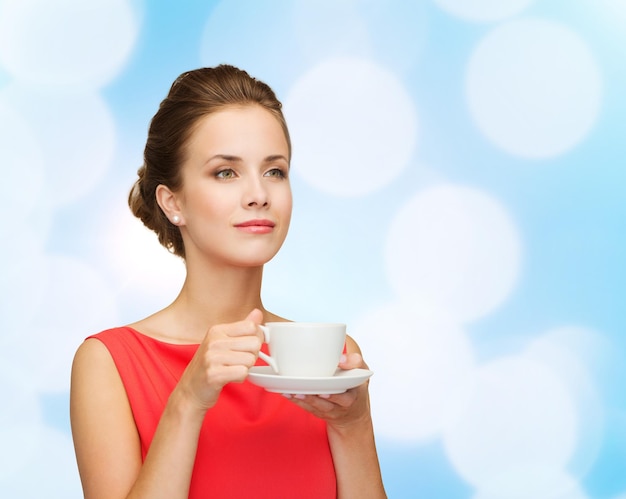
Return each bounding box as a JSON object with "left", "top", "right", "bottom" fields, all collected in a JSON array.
[{"left": 169, "top": 104, "right": 292, "bottom": 267}]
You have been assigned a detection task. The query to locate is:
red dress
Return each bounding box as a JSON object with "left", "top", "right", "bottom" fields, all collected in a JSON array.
[{"left": 88, "top": 327, "right": 337, "bottom": 498}]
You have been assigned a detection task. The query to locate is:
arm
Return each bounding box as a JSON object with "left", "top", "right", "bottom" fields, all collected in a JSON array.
[
  {"left": 70, "top": 310, "right": 265, "bottom": 499},
  {"left": 70, "top": 338, "right": 146, "bottom": 498},
  {"left": 285, "top": 336, "right": 387, "bottom": 499}
]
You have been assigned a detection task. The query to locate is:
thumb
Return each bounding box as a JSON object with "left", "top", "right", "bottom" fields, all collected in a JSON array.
[
  {"left": 339, "top": 352, "right": 366, "bottom": 370},
  {"left": 245, "top": 308, "right": 264, "bottom": 325}
]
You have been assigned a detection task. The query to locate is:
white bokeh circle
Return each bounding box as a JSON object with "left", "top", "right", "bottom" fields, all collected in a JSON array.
[
  {"left": 199, "top": 0, "right": 303, "bottom": 89},
  {"left": 472, "top": 468, "right": 588, "bottom": 499},
  {"left": 3, "top": 84, "right": 116, "bottom": 206},
  {"left": 0, "top": 97, "right": 44, "bottom": 223},
  {"left": 434, "top": 0, "right": 536, "bottom": 23},
  {"left": 10, "top": 255, "right": 120, "bottom": 392},
  {"left": 443, "top": 356, "right": 578, "bottom": 493},
  {"left": 467, "top": 19, "right": 602, "bottom": 158},
  {"left": 0, "top": 0, "right": 138, "bottom": 87},
  {"left": 524, "top": 327, "right": 607, "bottom": 478},
  {"left": 385, "top": 184, "right": 521, "bottom": 323},
  {"left": 0, "top": 227, "right": 49, "bottom": 337},
  {"left": 284, "top": 57, "right": 418, "bottom": 197},
  {"left": 292, "top": 0, "right": 429, "bottom": 73},
  {"left": 97, "top": 193, "right": 186, "bottom": 315},
  {"left": 0, "top": 427, "right": 83, "bottom": 498},
  {"left": 354, "top": 298, "right": 475, "bottom": 441},
  {"left": 602, "top": 0, "right": 626, "bottom": 23},
  {"left": 0, "top": 363, "right": 42, "bottom": 482}
]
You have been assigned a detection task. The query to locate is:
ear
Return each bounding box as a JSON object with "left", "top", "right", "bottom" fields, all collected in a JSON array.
[{"left": 156, "top": 184, "right": 184, "bottom": 225}]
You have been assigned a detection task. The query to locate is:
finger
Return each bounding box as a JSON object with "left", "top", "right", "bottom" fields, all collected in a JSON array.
[
  {"left": 245, "top": 308, "right": 264, "bottom": 325},
  {"left": 285, "top": 395, "right": 331, "bottom": 413},
  {"left": 208, "top": 349, "right": 259, "bottom": 368},
  {"left": 287, "top": 395, "right": 352, "bottom": 421},
  {"left": 208, "top": 364, "right": 252, "bottom": 385},
  {"left": 289, "top": 390, "right": 357, "bottom": 410},
  {"left": 213, "top": 314, "right": 262, "bottom": 339},
  {"left": 237, "top": 308, "right": 265, "bottom": 341},
  {"left": 338, "top": 352, "right": 365, "bottom": 369},
  {"left": 320, "top": 390, "right": 358, "bottom": 408},
  {"left": 208, "top": 335, "right": 263, "bottom": 356}
]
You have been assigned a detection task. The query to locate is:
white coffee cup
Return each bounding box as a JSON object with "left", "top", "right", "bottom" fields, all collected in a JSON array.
[{"left": 258, "top": 322, "right": 346, "bottom": 377}]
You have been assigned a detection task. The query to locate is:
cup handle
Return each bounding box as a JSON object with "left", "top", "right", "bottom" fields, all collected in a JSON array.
[{"left": 258, "top": 325, "right": 278, "bottom": 373}]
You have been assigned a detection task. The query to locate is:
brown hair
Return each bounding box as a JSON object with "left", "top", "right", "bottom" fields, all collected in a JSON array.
[{"left": 128, "top": 64, "right": 291, "bottom": 258}]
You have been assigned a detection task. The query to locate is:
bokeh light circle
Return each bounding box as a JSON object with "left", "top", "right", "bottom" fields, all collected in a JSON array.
[
  {"left": 443, "top": 356, "right": 578, "bottom": 493},
  {"left": 467, "top": 19, "right": 602, "bottom": 158},
  {"left": 13, "top": 255, "right": 120, "bottom": 392},
  {"left": 525, "top": 327, "right": 607, "bottom": 477},
  {"left": 97, "top": 193, "right": 186, "bottom": 317},
  {"left": 434, "top": 0, "right": 536, "bottom": 22},
  {"left": 0, "top": 96, "right": 44, "bottom": 222},
  {"left": 354, "top": 298, "right": 475, "bottom": 441},
  {"left": 292, "top": 0, "right": 429, "bottom": 73},
  {"left": 0, "top": 428, "right": 83, "bottom": 498},
  {"left": 0, "top": 227, "right": 48, "bottom": 337},
  {"left": 0, "top": 363, "right": 42, "bottom": 481},
  {"left": 472, "top": 468, "right": 588, "bottom": 499},
  {"left": 285, "top": 57, "right": 418, "bottom": 197},
  {"left": 3, "top": 84, "right": 116, "bottom": 206},
  {"left": 200, "top": 0, "right": 300, "bottom": 88},
  {"left": 385, "top": 184, "right": 521, "bottom": 322},
  {"left": 0, "top": 0, "right": 138, "bottom": 87}
]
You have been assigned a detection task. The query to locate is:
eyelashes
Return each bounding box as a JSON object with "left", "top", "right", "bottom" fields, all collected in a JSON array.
[
  {"left": 264, "top": 167, "right": 288, "bottom": 179},
  {"left": 215, "top": 168, "right": 236, "bottom": 179},
  {"left": 213, "top": 167, "right": 288, "bottom": 180}
]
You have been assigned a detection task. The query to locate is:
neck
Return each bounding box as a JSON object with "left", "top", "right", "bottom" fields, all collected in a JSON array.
[{"left": 165, "top": 260, "right": 267, "bottom": 341}]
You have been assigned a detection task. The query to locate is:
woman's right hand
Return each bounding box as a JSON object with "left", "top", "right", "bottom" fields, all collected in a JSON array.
[{"left": 175, "top": 308, "right": 265, "bottom": 411}]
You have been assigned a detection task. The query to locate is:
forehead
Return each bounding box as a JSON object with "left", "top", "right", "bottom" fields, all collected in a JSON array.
[{"left": 186, "top": 105, "right": 289, "bottom": 156}]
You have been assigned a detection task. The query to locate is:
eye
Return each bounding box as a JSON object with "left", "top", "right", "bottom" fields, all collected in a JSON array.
[
  {"left": 215, "top": 168, "right": 236, "bottom": 179},
  {"left": 264, "top": 168, "right": 287, "bottom": 179}
]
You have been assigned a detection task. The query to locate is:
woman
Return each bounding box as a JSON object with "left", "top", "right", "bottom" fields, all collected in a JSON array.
[{"left": 70, "top": 65, "right": 387, "bottom": 499}]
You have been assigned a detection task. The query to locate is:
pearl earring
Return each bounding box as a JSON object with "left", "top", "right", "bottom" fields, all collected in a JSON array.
[{"left": 172, "top": 215, "right": 180, "bottom": 225}]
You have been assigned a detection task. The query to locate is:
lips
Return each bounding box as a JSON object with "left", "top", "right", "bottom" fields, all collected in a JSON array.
[
  {"left": 234, "top": 219, "right": 275, "bottom": 228},
  {"left": 234, "top": 219, "right": 276, "bottom": 234}
]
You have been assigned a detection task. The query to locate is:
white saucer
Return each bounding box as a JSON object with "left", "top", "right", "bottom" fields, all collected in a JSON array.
[{"left": 247, "top": 366, "right": 373, "bottom": 395}]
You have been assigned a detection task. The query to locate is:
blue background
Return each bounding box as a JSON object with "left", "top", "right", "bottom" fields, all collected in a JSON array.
[{"left": 0, "top": 1, "right": 624, "bottom": 497}]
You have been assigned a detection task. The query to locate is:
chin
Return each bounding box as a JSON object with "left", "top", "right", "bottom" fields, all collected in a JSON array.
[{"left": 231, "top": 252, "right": 280, "bottom": 268}]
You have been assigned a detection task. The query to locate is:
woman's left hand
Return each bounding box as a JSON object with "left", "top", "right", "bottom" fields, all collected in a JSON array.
[
  {"left": 283, "top": 352, "right": 372, "bottom": 430},
  {"left": 285, "top": 342, "right": 387, "bottom": 497}
]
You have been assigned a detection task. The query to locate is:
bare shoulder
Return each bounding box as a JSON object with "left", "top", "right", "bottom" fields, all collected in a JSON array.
[
  {"left": 72, "top": 336, "right": 111, "bottom": 368},
  {"left": 71, "top": 338, "right": 117, "bottom": 397},
  {"left": 70, "top": 337, "right": 137, "bottom": 440},
  {"left": 70, "top": 336, "right": 135, "bottom": 425},
  {"left": 71, "top": 338, "right": 142, "bottom": 497},
  {"left": 71, "top": 337, "right": 128, "bottom": 392}
]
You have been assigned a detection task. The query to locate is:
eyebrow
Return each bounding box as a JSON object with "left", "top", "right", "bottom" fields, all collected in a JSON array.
[
  {"left": 264, "top": 154, "right": 289, "bottom": 164},
  {"left": 206, "top": 154, "right": 289, "bottom": 165}
]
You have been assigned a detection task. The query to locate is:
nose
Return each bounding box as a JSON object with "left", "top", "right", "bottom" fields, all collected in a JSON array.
[{"left": 244, "top": 177, "right": 269, "bottom": 208}]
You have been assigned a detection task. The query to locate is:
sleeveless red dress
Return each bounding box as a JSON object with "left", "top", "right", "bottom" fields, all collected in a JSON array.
[{"left": 88, "top": 327, "right": 337, "bottom": 498}]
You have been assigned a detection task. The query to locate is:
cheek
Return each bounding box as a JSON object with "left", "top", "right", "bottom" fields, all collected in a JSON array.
[
  {"left": 280, "top": 191, "right": 293, "bottom": 222},
  {"left": 194, "top": 191, "right": 230, "bottom": 218}
]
